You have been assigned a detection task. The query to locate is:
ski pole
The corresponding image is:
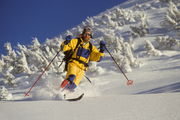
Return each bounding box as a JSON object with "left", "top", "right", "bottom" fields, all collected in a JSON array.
[
  {"left": 24, "top": 49, "right": 61, "bottom": 96},
  {"left": 105, "top": 46, "right": 133, "bottom": 85},
  {"left": 58, "top": 60, "right": 64, "bottom": 68},
  {"left": 84, "top": 75, "right": 92, "bottom": 84}
]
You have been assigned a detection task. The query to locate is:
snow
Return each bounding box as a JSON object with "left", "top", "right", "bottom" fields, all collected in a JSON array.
[
  {"left": 1, "top": 52, "right": 180, "bottom": 120},
  {"left": 1, "top": 93, "right": 180, "bottom": 120},
  {"left": 0, "top": 0, "right": 180, "bottom": 120}
]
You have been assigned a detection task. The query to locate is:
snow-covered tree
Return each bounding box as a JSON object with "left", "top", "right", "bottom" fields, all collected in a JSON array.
[
  {"left": 145, "top": 40, "right": 162, "bottom": 56},
  {"left": 4, "top": 42, "right": 17, "bottom": 61},
  {"left": 101, "top": 29, "right": 116, "bottom": 48},
  {"left": 85, "top": 17, "right": 95, "bottom": 27},
  {"left": 29, "top": 37, "right": 41, "bottom": 51},
  {"left": 139, "top": 12, "right": 148, "bottom": 25},
  {"left": 100, "top": 14, "right": 118, "bottom": 28},
  {"left": 113, "top": 36, "right": 124, "bottom": 53},
  {"left": 159, "top": 0, "right": 179, "bottom": 3},
  {"left": 114, "top": 8, "right": 138, "bottom": 24},
  {"left": 128, "top": 11, "right": 149, "bottom": 38},
  {"left": 0, "top": 86, "right": 13, "bottom": 100},
  {"left": 155, "top": 36, "right": 180, "bottom": 50},
  {"left": 122, "top": 42, "right": 141, "bottom": 68},
  {"left": 162, "top": 2, "right": 180, "bottom": 30},
  {"left": 130, "top": 22, "right": 149, "bottom": 38},
  {"left": 112, "top": 52, "right": 132, "bottom": 73},
  {"left": 13, "top": 51, "right": 32, "bottom": 74},
  {"left": 1, "top": 43, "right": 18, "bottom": 86},
  {"left": 2, "top": 66, "right": 16, "bottom": 86},
  {"left": 0, "top": 59, "right": 4, "bottom": 73},
  {"left": 64, "top": 30, "right": 73, "bottom": 37},
  {"left": 159, "top": 0, "right": 172, "bottom": 3},
  {"left": 111, "top": 40, "right": 142, "bottom": 73},
  {"left": 128, "top": 37, "right": 135, "bottom": 50},
  {"left": 17, "top": 41, "right": 51, "bottom": 73},
  {"left": 133, "top": 3, "right": 154, "bottom": 11}
]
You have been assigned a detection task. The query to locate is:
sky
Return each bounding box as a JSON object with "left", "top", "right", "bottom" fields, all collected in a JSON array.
[{"left": 0, "top": 0, "right": 127, "bottom": 55}]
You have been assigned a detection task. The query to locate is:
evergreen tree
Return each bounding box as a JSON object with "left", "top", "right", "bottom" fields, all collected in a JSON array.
[
  {"left": 155, "top": 36, "right": 180, "bottom": 50},
  {"left": 13, "top": 51, "right": 32, "bottom": 74},
  {"left": 130, "top": 21, "right": 149, "bottom": 38},
  {"left": 162, "top": 2, "right": 180, "bottom": 31},
  {"left": 0, "top": 86, "right": 13, "bottom": 100},
  {"left": 0, "top": 58, "right": 4, "bottom": 73},
  {"left": 145, "top": 40, "right": 162, "bottom": 56},
  {"left": 1, "top": 43, "right": 17, "bottom": 86}
]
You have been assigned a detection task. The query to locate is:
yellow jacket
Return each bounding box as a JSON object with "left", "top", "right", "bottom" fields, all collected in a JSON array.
[{"left": 61, "top": 38, "right": 104, "bottom": 70}]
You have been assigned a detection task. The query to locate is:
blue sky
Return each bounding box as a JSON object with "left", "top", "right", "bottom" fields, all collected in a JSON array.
[{"left": 0, "top": 0, "right": 127, "bottom": 55}]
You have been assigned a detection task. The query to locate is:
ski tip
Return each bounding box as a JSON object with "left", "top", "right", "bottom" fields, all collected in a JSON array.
[{"left": 65, "top": 93, "right": 84, "bottom": 102}]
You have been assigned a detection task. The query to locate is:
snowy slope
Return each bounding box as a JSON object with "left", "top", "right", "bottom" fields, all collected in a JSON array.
[
  {"left": 1, "top": 93, "right": 180, "bottom": 120},
  {"left": 0, "top": 0, "right": 180, "bottom": 120}
]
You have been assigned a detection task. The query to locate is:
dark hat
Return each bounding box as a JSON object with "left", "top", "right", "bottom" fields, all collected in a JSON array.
[{"left": 82, "top": 26, "right": 92, "bottom": 34}]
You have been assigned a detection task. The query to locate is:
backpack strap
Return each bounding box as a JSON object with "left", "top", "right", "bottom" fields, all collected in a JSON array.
[
  {"left": 75, "top": 38, "right": 81, "bottom": 51},
  {"left": 63, "top": 38, "right": 81, "bottom": 71},
  {"left": 89, "top": 42, "right": 92, "bottom": 53},
  {"left": 63, "top": 38, "right": 81, "bottom": 61}
]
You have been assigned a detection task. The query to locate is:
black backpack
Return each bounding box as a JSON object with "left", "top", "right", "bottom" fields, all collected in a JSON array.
[{"left": 63, "top": 38, "right": 92, "bottom": 71}]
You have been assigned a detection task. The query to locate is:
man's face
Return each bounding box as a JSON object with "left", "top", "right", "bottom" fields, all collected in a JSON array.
[{"left": 82, "top": 32, "right": 92, "bottom": 42}]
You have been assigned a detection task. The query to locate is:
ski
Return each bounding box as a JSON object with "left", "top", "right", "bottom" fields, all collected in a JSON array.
[{"left": 65, "top": 93, "right": 84, "bottom": 102}]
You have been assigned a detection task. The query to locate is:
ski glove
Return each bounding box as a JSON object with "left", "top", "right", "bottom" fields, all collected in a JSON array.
[
  {"left": 100, "top": 41, "right": 106, "bottom": 53},
  {"left": 64, "top": 35, "right": 72, "bottom": 45}
]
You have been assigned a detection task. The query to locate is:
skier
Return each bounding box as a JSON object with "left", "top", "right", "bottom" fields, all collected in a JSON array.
[{"left": 60, "top": 26, "right": 106, "bottom": 91}]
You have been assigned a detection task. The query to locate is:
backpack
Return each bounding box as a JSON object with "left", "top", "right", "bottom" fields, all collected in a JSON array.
[{"left": 63, "top": 38, "right": 92, "bottom": 71}]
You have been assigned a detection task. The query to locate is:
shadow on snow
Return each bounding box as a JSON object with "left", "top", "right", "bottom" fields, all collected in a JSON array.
[{"left": 136, "top": 82, "right": 180, "bottom": 94}]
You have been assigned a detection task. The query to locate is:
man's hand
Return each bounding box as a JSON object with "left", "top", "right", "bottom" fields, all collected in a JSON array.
[
  {"left": 100, "top": 41, "right": 106, "bottom": 53},
  {"left": 64, "top": 35, "right": 72, "bottom": 45}
]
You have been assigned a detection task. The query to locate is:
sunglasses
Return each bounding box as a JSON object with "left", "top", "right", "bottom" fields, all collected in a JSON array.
[{"left": 83, "top": 33, "right": 92, "bottom": 36}]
